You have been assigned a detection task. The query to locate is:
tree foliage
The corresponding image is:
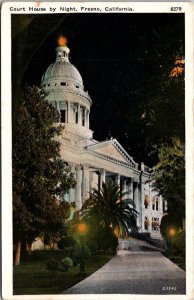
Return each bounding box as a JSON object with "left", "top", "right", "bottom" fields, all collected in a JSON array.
[
  {"left": 13, "top": 86, "right": 76, "bottom": 263},
  {"left": 81, "top": 181, "right": 138, "bottom": 235},
  {"left": 153, "top": 138, "right": 185, "bottom": 220}
]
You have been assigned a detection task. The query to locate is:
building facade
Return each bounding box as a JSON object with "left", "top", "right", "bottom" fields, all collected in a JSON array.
[{"left": 41, "top": 44, "right": 166, "bottom": 239}]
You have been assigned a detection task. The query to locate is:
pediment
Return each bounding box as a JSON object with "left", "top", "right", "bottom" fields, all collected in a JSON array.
[
  {"left": 94, "top": 143, "right": 128, "bottom": 163},
  {"left": 86, "top": 139, "right": 137, "bottom": 167}
]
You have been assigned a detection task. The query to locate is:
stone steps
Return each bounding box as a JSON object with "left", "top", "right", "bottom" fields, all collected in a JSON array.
[{"left": 150, "top": 232, "right": 163, "bottom": 240}]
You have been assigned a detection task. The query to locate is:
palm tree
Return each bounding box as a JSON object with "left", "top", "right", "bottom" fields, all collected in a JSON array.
[{"left": 81, "top": 180, "right": 138, "bottom": 236}]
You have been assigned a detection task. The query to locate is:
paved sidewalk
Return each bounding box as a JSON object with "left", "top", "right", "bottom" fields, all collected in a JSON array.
[{"left": 63, "top": 238, "right": 185, "bottom": 295}]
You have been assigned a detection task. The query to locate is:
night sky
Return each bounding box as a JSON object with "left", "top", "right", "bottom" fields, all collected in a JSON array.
[{"left": 18, "top": 13, "right": 184, "bottom": 166}]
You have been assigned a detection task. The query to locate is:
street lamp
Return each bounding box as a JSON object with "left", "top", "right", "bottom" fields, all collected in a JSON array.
[
  {"left": 169, "top": 228, "right": 176, "bottom": 250},
  {"left": 169, "top": 228, "right": 175, "bottom": 237},
  {"left": 78, "top": 223, "right": 87, "bottom": 234},
  {"left": 76, "top": 222, "right": 88, "bottom": 274}
]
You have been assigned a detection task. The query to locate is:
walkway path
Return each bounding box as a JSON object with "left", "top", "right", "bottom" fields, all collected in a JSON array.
[{"left": 63, "top": 237, "right": 186, "bottom": 295}]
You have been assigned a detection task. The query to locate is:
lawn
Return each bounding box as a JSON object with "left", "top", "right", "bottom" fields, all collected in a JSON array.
[{"left": 13, "top": 250, "right": 113, "bottom": 295}]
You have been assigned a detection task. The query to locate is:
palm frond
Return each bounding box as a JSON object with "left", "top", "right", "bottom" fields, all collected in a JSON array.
[{"left": 80, "top": 180, "right": 139, "bottom": 235}]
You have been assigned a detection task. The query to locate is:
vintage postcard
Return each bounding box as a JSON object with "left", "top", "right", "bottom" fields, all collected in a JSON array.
[{"left": 1, "top": 2, "right": 194, "bottom": 300}]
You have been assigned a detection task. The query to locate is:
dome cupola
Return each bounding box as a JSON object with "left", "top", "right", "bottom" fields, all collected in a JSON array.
[
  {"left": 41, "top": 37, "right": 93, "bottom": 139},
  {"left": 41, "top": 43, "right": 83, "bottom": 88}
]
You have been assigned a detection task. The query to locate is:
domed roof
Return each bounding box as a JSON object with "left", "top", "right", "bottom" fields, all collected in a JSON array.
[
  {"left": 41, "top": 46, "right": 83, "bottom": 86},
  {"left": 42, "top": 61, "right": 83, "bottom": 85}
]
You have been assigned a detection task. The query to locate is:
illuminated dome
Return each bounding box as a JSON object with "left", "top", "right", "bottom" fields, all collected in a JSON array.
[
  {"left": 42, "top": 61, "right": 83, "bottom": 86},
  {"left": 41, "top": 45, "right": 84, "bottom": 89}
]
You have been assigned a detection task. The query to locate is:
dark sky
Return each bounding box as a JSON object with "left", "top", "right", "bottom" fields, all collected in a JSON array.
[{"left": 21, "top": 13, "right": 184, "bottom": 165}]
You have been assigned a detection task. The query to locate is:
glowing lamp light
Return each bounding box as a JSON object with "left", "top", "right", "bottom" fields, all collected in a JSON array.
[
  {"left": 169, "top": 228, "right": 175, "bottom": 237},
  {"left": 78, "top": 223, "right": 87, "bottom": 234},
  {"left": 58, "top": 35, "right": 68, "bottom": 47},
  {"left": 114, "top": 228, "right": 119, "bottom": 237}
]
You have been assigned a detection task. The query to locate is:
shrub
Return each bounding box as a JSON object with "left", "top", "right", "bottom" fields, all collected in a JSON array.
[
  {"left": 72, "top": 243, "right": 91, "bottom": 272},
  {"left": 100, "top": 228, "right": 118, "bottom": 253},
  {"left": 173, "top": 231, "right": 185, "bottom": 255},
  {"left": 160, "top": 213, "right": 182, "bottom": 238},
  {"left": 46, "top": 258, "right": 60, "bottom": 273},
  {"left": 57, "top": 236, "right": 77, "bottom": 250},
  {"left": 59, "top": 257, "right": 73, "bottom": 272},
  {"left": 72, "top": 243, "right": 91, "bottom": 261},
  {"left": 86, "top": 240, "right": 99, "bottom": 253},
  {"left": 84, "top": 224, "right": 118, "bottom": 254}
]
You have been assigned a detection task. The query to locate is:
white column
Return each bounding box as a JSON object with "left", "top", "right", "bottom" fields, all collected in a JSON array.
[
  {"left": 83, "top": 165, "right": 90, "bottom": 201},
  {"left": 159, "top": 195, "right": 163, "bottom": 212},
  {"left": 128, "top": 178, "right": 133, "bottom": 200},
  {"left": 69, "top": 164, "right": 76, "bottom": 202},
  {"left": 84, "top": 108, "right": 87, "bottom": 127},
  {"left": 134, "top": 182, "right": 140, "bottom": 227},
  {"left": 69, "top": 103, "right": 74, "bottom": 123},
  {"left": 133, "top": 182, "right": 138, "bottom": 208},
  {"left": 78, "top": 104, "right": 81, "bottom": 125},
  {"left": 116, "top": 174, "right": 120, "bottom": 186},
  {"left": 165, "top": 200, "right": 168, "bottom": 212},
  {"left": 123, "top": 179, "right": 127, "bottom": 193},
  {"left": 140, "top": 178, "right": 144, "bottom": 231},
  {"left": 87, "top": 110, "right": 89, "bottom": 128},
  {"left": 75, "top": 165, "right": 82, "bottom": 210},
  {"left": 100, "top": 169, "right": 106, "bottom": 188},
  {"left": 89, "top": 172, "right": 94, "bottom": 194},
  {"left": 56, "top": 101, "right": 60, "bottom": 113},
  {"left": 122, "top": 179, "right": 127, "bottom": 199},
  {"left": 149, "top": 185, "right": 152, "bottom": 212},
  {"left": 87, "top": 110, "right": 90, "bottom": 128}
]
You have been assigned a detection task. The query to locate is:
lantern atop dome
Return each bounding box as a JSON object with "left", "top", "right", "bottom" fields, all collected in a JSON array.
[{"left": 56, "top": 35, "right": 70, "bottom": 62}]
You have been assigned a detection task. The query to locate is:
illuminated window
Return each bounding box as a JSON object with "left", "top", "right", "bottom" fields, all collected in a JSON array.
[
  {"left": 144, "top": 195, "right": 149, "bottom": 209},
  {"left": 144, "top": 216, "right": 149, "bottom": 230}
]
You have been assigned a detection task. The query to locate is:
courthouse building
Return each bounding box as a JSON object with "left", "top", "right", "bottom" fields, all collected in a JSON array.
[{"left": 41, "top": 43, "right": 166, "bottom": 239}]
